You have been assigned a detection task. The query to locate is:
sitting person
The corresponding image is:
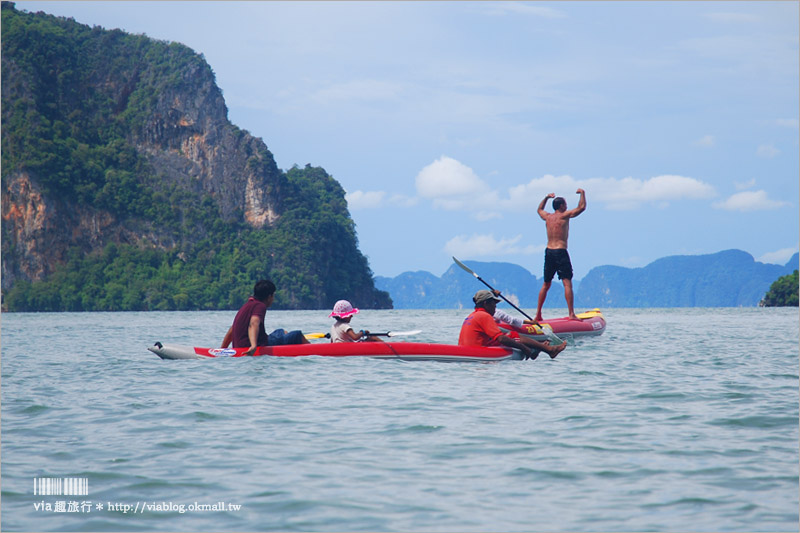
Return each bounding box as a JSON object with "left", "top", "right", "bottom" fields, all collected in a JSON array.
[
  {"left": 221, "top": 280, "right": 309, "bottom": 356},
  {"left": 458, "top": 290, "right": 566, "bottom": 360},
  {"left": 329, "top": 300, "right": 383, "bottom": 342}
]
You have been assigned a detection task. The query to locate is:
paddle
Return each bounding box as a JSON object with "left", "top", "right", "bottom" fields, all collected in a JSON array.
[
  {"left": 304, "top": 329, "right": 422, "bottom": 340},
  {"left": 369, "top": 329, "right": 423, "bottom": 337},
  {"left": 452, "top": 256, "right": 564, "bottom": 345}
]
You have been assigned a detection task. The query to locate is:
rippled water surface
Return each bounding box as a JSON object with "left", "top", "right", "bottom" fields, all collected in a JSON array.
[{"left": 2, "top": 308, "right": 798, "bottom": 531}]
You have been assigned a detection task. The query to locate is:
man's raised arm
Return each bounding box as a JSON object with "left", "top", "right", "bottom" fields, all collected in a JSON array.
[
  {"left": 567, "top": 188, "right": 586, "bottom": 218},
  {"left": 538, "top": 193, "right": 555, "bottom": 219}
]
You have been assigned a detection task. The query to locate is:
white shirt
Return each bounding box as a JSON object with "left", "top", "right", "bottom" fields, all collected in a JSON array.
[
  {"left": 493, "top": 309, "right": 524, "bottom": 328},
  {"left": 331, "top": 320, "right": 356, "bottom": 342}
]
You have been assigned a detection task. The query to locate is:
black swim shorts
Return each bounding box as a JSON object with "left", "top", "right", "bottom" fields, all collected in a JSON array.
[{"left": 543, "top": 248, "right": 573, "bottom": 282}]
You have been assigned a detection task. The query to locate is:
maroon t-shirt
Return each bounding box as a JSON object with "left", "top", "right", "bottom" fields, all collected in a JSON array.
[{"left": 231, "top": 297, "right": 269, "bottom": 348}]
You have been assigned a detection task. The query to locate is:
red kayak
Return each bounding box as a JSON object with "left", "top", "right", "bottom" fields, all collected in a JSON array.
[
  {"left": 148, "top": 341, "right": 522, "bottom": 362},
  {"left": 500, "top": 309, "right": 606, "bottom": 341}
]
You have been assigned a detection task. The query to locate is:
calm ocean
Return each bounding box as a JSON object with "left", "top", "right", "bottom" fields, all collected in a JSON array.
[{"left": 1, "top": 307, "right": 798, "bottom": 532}]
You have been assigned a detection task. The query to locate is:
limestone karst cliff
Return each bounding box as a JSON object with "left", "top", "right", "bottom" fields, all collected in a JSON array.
[{"left": 1, "top": 2, "right": 391, "bottom": 310}]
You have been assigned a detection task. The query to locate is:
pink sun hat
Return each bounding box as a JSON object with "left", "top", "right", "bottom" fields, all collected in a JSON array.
[{"left": 329, "top": 300, "right": 359, "bottom": 318}]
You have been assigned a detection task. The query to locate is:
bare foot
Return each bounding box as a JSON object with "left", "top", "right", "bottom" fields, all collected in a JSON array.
[
  {"left": 568, "top": 314, "right": 581, "bottom": 320},
  {"left": 548, "top": 341, "right": 567, "bottom": 359},
  {"left": 534, "top": 315, "right": 544, "bottom": 322}
]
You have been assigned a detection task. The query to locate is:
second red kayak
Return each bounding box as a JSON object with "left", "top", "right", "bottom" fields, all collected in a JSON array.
[{"left": 500, "top": 309, "right": 606, "bottom": 341}]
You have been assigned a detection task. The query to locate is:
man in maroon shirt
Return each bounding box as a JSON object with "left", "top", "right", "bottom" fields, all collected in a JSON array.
[{"left": 221, "top": 280, "right": 309, "bottom": 356}]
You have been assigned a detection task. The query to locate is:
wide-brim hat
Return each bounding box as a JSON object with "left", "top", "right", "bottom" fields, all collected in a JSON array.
[{"left": 329, "top": 299, "right": 359, "bottom": 318}]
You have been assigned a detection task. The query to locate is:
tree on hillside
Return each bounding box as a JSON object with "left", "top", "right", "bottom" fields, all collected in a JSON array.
[{"left": 760, "top": 270, "right": 799, "bottom": 307}]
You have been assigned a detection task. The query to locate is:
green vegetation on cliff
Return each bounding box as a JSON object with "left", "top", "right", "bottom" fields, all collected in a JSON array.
[
  {"left": 4, "top": 162, "right": 391, "bottom": 311},
  {"left": 761, "top": 270, "right": 799, "bottom": 307},
  {"left": 1, "top": 3, "right": 391, "bottom": 311},
  {"left": 1, "top": 1, "right": 202, "bottom": 212}
]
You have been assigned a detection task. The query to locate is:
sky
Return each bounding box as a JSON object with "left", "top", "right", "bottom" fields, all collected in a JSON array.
[{"left": 16, "top": 1, "right": 800, "bottom": 279}]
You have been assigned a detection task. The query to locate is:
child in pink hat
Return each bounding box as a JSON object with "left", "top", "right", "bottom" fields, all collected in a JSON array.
[{"left": 329, "top": 300, "right": 382, "bottom": 342}]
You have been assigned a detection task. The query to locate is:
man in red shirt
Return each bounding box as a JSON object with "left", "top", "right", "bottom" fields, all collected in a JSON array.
[
  {"left": 459, "top": 290, "right": 566, "bottom": 359},
  {"left": 221, "top": 280, "right": 309, "bottom": 356}
]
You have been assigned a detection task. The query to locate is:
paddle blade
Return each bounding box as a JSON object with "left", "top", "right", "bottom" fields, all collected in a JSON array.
[
  {"left": 540, "top": 324, "right": 564, "bottom": 346},
  {"left": 304, "top": 332, "right": 330, "bottom": 340},
  {"left": 452, "top": 256, "right": 479, "bottom": 278},
  {"left": 386, "top": 329, "right": 422, "bottom": 337},
  {"left": 370, "top": 330, "right": 423, "bottom": 337}
]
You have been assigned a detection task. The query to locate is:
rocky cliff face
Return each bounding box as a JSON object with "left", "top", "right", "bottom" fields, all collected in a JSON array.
[
  {"left": 132, "top": 52, "right": 283, "bottom": 227},
  {"left": 2, "top": 172, "right": 123, "bottom": 288},
  {"left": 1, "top": 5, "right": 284, "bottom": 290},
  {"left": 1, "top": 3, "right": 390, "bottom": 310}
]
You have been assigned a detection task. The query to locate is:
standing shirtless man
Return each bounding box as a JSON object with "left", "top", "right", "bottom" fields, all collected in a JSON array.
[{"left": 535, "top": 189, "right": 586, "bottom": 321}]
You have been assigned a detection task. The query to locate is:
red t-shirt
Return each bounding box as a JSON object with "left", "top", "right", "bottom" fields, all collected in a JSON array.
[
  {"left": 232, "top": 297, "right": 269, "bottom": 348},
  {"left": 458, "top": 308, "right": 504, "bottom": 347}
]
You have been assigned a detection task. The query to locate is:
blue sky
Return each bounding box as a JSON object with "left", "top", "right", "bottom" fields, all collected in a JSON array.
[{"left": 17, "top": 1, "right": 799, "bottom": 279}]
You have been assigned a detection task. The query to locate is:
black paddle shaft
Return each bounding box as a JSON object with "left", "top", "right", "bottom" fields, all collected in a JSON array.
[{"left": 452, "top": 256, "right": 539, "bottom": 324}]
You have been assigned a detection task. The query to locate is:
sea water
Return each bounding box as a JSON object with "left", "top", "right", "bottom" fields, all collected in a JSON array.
[{"left": 1, "top": 307, "right": 798, "bottom": 532}]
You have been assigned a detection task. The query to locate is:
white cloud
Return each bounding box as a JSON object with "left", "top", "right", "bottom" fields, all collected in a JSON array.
[
  {"left": 505, "top": 174, "right": 716, "bottom": 211},
  {"left": 345, "top": 190, "right": 386, "bottom": 209},
  {"left": 346, "top": 191, "right": 419, "bottom": 210},
  {"left": 601, "top": 175, "right": 717, "bottom": 208},
  {"left": 703, "top": 12, "right": 761, "bottom": 24},
  {"left": 611, "top": 175, "right": 715, "bottom": 203},
  {"left": 694, "top": 135, "right": 715, "bottom": 147},
  {"left": 483, "top": 1, "right": 567, "bottom": 18},
  {"left": 312, "top": 79, "right": 404, "bottom": 104},
  {"left": 415, "top": 156, "right": 499, "bottom": 211},
  {"left": 712, "top": 190, "right": 789, "bottom": 211},
  {"left": 444, "top": 234, "right": 544, "bottom": 258},
  {"left": 388, "top": 194, "right": 419, "bottom": 208},
  {"left": 504, "top": 174, "right": 580, "bottom": 211},
  {"left": 774, "top": 118, "right": 799, "bottom": 128},
  {"left": 418, "top": 169, "right": 717, "bottom": 213},
  {"left": 416, "top": 156, "right": 486, "bottom": 197},
  {"left": 735, "top": 178, "right": 756, "bottom": 190},
  {"left": 756, "top": 144, "right": 780, "bottom": 158},
  {"left": 758, "top": 248, "right": 798, "bottom": 265},
  {"left": 474, "top": 211, "right": 502, "bottom": 222},
  {"left": 674, "top": 34, "right": 780, "bottom": 65}
]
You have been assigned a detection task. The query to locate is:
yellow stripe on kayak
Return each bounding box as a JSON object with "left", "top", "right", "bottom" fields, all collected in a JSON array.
[
  {"left": 516, "top": 309, "right": 603, "bottom": 335},
  {"left": 521, "top": 324, "right": 545, "bottom": 334}
]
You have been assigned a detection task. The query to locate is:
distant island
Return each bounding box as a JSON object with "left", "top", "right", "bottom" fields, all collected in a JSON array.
[
  {"left": 375, "top": 250, "right": 799, "bottom": 309},
  {"left": 761, "top": 270, "right": 799, "bottom": 307}
]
